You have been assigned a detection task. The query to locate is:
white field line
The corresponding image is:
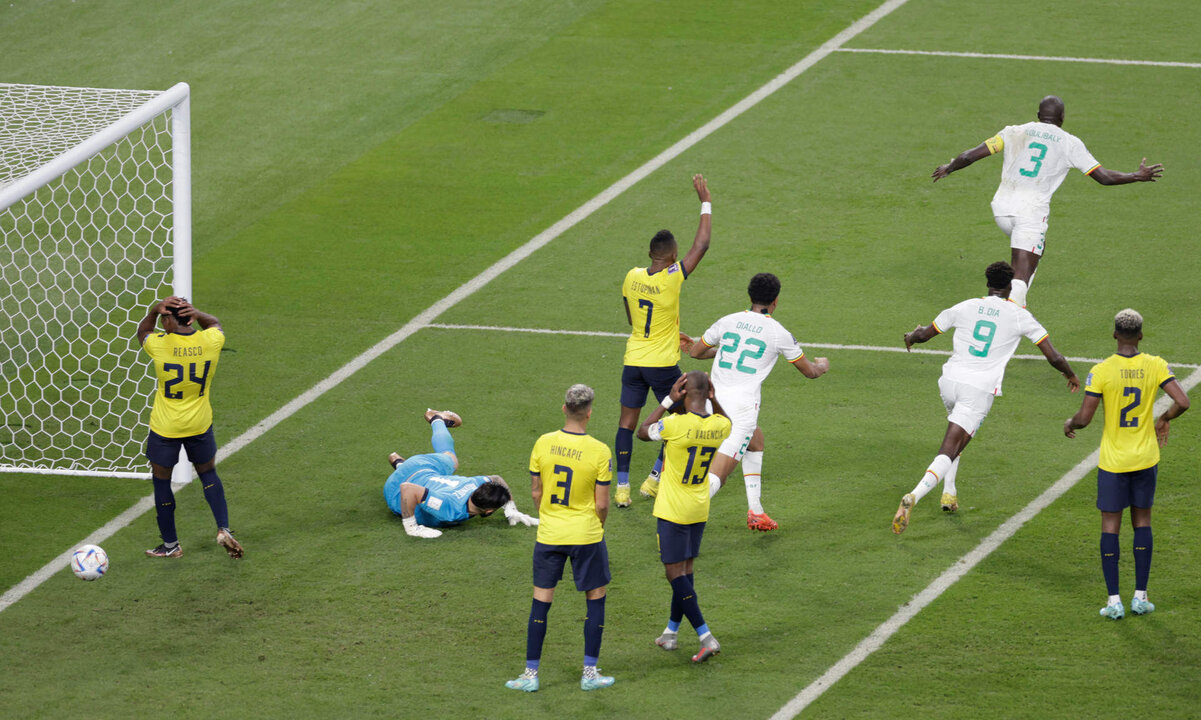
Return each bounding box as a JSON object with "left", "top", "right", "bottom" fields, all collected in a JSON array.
[
  {"left": 837, "top": 47, "right": 1201, "bottom": 69},
  {"left": 424, "top": 323, "right": 1201, "bottom": 369},
  {"left": 0, "top": 0, "right": 913, "bottom": 614},
  {"left": 770, "top": 364, "right": 1201, "bottom": 720}
]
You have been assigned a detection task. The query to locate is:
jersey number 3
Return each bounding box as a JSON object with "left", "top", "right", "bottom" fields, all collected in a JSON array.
[
  {"left": 162, "top": 361, "right": 212, "bottom": 400},
  {"left": 1019, "top": 142, "right": 1048, "bottom": 178}
]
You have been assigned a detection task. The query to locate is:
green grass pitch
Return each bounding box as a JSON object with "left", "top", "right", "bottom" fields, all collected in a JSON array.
[{"left": 2, "top": 1, "right": 1199, "bottom": 718}]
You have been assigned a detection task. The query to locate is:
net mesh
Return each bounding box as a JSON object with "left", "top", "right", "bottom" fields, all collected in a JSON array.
[{"left": 0, "top": 84, "right": 177, "bottom": 476}]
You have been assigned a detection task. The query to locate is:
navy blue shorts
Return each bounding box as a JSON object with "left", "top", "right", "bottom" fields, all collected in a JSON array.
[
  {"left": 620, "top": 364, "right": 682, "bottom": 409},
  {"left": 657, "top": 518, "right": 705, "bottom": 564},
  {"left": 532, "top": 540, "right": 610, "bottom": 591},
  {"left": 1097, "top": 465, "right": 1157, "bottom": 512},
  {"left": 145, "top": 426, "right": 217, "bottom": 468}
]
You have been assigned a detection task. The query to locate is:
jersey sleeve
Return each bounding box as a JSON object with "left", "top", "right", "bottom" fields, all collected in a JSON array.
[
  {"left": 931, "top": 305, "right": 957, "bottom": 334},
  {"left": 700, "top": 318, "right": 721, "bottom": 348},
  {"left": 528, "top": 436, "right": 545, "bottom": 475},
  {"left": 142, "top": 332, "right": 165, "bottom": 358},
  {"left": 596, "top": 443, "right": 613, "bottom": 485},
  {"left": 716, "top": 415, "right": 732, "bottom": 440},
  {"left": 620, "top": 269, "right": 635, "bottom": 300},
  {"left": 1019, "top": 308, "right": 1049, "bottom": 344},
  {"left": 667, "top": 261, "right": 687, "bottom": 284},
  {"left": 1069, "top": 136, "right": 1101, "bottom": 174},
  {"left": 203, "top": 326, "right": 226, "bottom": 352},
  {"left": 984, "top": 132, "right": 1004, "bottom": 154},
  {"left": 1155, "top": 356, "right": 1176, "bottom": 388},
  {"left": 777, "top": 325, "right": 805, "bottom": 363},
  {"left": 1084, "top": 363, "right": 1105, "bottom": 397}
]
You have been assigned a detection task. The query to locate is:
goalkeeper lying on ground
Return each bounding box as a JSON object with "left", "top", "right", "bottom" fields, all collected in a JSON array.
[{"left": 383, "top": 409, "right": 538, "bottom": 538}]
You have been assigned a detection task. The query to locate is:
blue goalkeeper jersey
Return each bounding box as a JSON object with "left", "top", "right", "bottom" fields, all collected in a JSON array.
[{"left": 411, "top": 474, "right": 490, "bottom": 527}]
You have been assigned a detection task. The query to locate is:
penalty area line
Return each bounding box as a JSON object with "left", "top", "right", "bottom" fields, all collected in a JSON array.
[
  {"left": 0, "top": 0, "right": 915, "bottom": 615},
  {"left": 769, "top": 364, "right": 1201, "bottom": 720}
]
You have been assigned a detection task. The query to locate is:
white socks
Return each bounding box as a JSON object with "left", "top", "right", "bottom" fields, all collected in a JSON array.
[
  {"left": 943, "top": 456, "right": 960, "bottom": 497},
  {"left": 911, "top": 454, "right": 953, "bottom": 503},
  {"left": 1134, "top": 590, "right": 1148, "bottom": 602},
  {"left": 1010, "top": 279, "right": 1029, "bottom": 307},
  {"left": 742, "top": 451, "right": 764, "bottom": 514}
]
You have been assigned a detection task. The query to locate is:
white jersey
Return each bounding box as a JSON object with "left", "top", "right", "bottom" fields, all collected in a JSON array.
[
  {"left": 989, "top": 121, "right": 1100, "bottom": 219},
  {"left": 932, "top": 295, "right": 1048, "bottom": 396},
  {"left": 700, "top": 310, "right": 805, "bottom": 403}
]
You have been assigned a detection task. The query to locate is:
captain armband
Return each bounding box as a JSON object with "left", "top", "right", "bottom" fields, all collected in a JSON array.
[{"left": 984, "top": 134, "right": 1004, "bottom": 155}]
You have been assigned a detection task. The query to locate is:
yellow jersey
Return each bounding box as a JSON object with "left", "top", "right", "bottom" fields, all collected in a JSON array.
[
  {"left": 650, "top": 411, "right": 731, "bottom": 524},
  {"left": 1084, "top": 352, "right": 1175, "bottom": 473},
  {"left": 622, "top": 262, "right": 687, "bottom": 367},
  {"left": 529, "top": 429, "right": 613, "bottom": 545},
  {"left": 142, "top": 327, "right": 225, "bottom": 438}
]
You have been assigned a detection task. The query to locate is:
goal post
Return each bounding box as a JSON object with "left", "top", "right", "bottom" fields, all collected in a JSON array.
[{"left": 0, "top": 82, "right": 191, "bottom": 479}]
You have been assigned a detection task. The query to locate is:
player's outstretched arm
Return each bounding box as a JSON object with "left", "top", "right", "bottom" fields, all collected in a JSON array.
[
  {"left": 1064, "top": 395, "right": 1101, "bottom": 438},
  {"left": 932, "top": 142, "right": 992, "bottom": 182},
  {"left": 1035, "top": 338, "right": 1079, "bottom": 391},
  {"left": 679, "top": 174, "right": 712, "bottom": 276},
  {"left": 792, "top": 355, "right": 828, "bottom": 379},
  {"left": 1089, "top": 158, "right": 1163, "bottom": 186},
  {"left": 904, "top": 324, "right": 940, "bottom": 350},
  {"left": 689, "top": 338, "right": 717, "bottom": 360},
  {"left": 1155, "top": 378, "right": 1191, "bottom": 447},
  {"left": 495, "top": 475, "right": 538, "bottom": 527}
]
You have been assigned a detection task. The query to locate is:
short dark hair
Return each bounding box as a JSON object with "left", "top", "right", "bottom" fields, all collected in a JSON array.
[
  {"left": 985, "top": 261, "right": 1014, "bottom": 290},
  {"left": 471, "top": 481, "right": 510, "bottom": 511},
  {"left": 649, "top": 230, "right": 676, "bottom": 258},
  {"left": 748, "top": 273, "right": 781, "bottom": 306},
  {"left": 1114, "top": 308, "right": 1143, "bottom": 338}
]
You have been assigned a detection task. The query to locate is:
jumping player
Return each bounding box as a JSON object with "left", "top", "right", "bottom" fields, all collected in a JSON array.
[
  {"left": 615, "top": 174, "right": 713, "bottom": 508},
  {"left": 1064, "top": 309, "right": 1190, "bottom": 620},
  {"left": 932, "top": 95, "right": 1162, "bottom": 307},
  {"left": 893, "top": 262, "right": 1078, "bottom": 534}
]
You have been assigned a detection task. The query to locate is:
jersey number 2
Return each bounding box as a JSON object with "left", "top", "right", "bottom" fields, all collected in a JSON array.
[
  {"left": 162, "top": 361, "right": 212, "bottom": 400},
  {"left": 1119, "top": 386, "right": 1142, "bottom": 428},
  {"left": 1019, "top": 142, "right": 1048, "bottom": 178},
  {"left": 717, "top": 332, "right": 767, "bottom": 374}
]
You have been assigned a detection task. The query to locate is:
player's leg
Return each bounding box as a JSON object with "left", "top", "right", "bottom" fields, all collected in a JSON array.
[
  {"left": 640, "top": 366, "right": 684, "bottom": 499},
  {"left": 1130, "top": 466, "right": 1157, "bottom": 614},
  {"left": 577, "top": 541, "right": 614, "bottom": 690},
  {"left": 1007, "top": 217, "right": 1046, "bottom": 307},
  {"left": 941, "top": 455, "right": 961, "bottom": 512},
  {"left": 145, "top": 432, "right": 183, "bottom": 558},
  {"left": 184, "top": 427, "right": 243, "bottom": 559},
  {"left": 507, "top": 545, "right": 563, "bottom": 691},
  {"left": 1097, "top": 470, "right": 1128, "bottom": 619},
  {"left": 616, "top": 366, "right": 651, "bottom": 506},
  {"left": 743, "top": 427, "right": 777, "bottom": 531},
  {"left": 425, "top": 410, "right": 459, "bottom": 470}
]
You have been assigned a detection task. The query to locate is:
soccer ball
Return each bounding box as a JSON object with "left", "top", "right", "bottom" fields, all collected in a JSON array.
[{"left": 71, "top": 544, "right": 109, "bottom": 581}]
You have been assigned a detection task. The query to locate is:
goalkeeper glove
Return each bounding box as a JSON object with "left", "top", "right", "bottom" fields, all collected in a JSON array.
[
  {"left": 503, "top": 501, "right": 539, "bottom": 527},
  {"left": 403, "top": 516, "right": 442, "bottom": 539}
]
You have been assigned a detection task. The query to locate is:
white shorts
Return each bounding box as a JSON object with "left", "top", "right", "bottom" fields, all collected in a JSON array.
[
  {"left": 938, "top": 375, "right": 995, "bottom": 436},
  {"left": 714, "top": 390, "right": 759, "bottom": 461},
  {"left": 994, "top": 215, "right": 1047, "bottom": 256}
]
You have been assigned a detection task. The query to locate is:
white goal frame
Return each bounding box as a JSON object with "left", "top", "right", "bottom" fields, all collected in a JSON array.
[{"left": 0, "top": 81, "right": 191, "bottom": 479}]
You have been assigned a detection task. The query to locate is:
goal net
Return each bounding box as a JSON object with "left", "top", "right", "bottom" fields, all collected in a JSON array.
[{"left": 0, "top": 82, "right": 191, "bottom": 478}]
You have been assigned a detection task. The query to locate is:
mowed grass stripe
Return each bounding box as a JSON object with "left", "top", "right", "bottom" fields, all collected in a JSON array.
[
  {"left": 771, "top": 366, "right": 1201, "bottom": 720},
  {"left": 0, "top": 0, "right": 915, "bottom": 615}
]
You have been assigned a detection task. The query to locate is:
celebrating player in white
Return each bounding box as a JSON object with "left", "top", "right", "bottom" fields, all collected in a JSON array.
[
  {"left": 892, "top": 262, "right": 1078, "bottom": 534},
  {"left": 640, "top": 273, "right": 828, "bottom": 531},
  {"left": 932, "top": 95, "right": 1162, "bottom": 307}
]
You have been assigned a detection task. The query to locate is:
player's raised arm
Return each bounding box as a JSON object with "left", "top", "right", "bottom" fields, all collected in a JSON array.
[
  {"left": 638, "top": 374, "right": 687, "bottom": 440},
  {"left": 136, "top": 296, "right": 182, "bottom": 344},
  {"left": 932, "top": 140, "right": 996, "bottom": 182},
  {"left": 178, "top": 302, "right": 222, "bottom": 332},
  {"left": 1088, "top": 157, "right": 1164, "bottom": 186},
  {"left": 1034, "top": 337, "right": 1079, "bottom": 391},
  {"left": 678, "top": 174, "right": 712, "bottom": 276}
]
